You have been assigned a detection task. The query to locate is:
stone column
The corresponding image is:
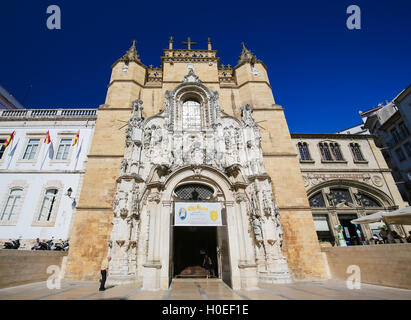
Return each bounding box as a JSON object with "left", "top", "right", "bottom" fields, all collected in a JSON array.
[
  {"left": 160, "top": 201, "right": 172, "bottom": 289},
  {"left": 236, "top": 193, "right": 258, "bottom": 288},
  {"left": 142, "top": 191, "right": 162, "bottom": 290},
  {"left": 225, "top": 201, "right": 242, "bottom": 290}
]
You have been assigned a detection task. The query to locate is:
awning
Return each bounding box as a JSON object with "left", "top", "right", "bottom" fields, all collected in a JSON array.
[
  {"left": 383, "top": 206, "right": 411, "bottom": 225},
  {"left": 350, "top": 211, "right": 389, "bottom": 224},
  {"left": 351, "top": 206, "right": 411, "bottom": 225}
]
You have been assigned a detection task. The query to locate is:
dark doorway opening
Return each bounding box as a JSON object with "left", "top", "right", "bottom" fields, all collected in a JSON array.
[
  {"left": 339, "top": 214, "right": 365, "bottom": 245},
  {"left": 173, "top": 226, "right": 218, "bottom": 278}
]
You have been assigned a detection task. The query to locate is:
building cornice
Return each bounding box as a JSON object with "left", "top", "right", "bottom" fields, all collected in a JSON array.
[
  {"left": 237, "top": 80, "right": 272, "bottom": 90},
  {"left": 300, "top": 168, "right": 392, "bottom": 173},
  {"left": 0, "top": 170, "right": 86, "bottom": 174},
  {"left": 0, "top": 109, "right": 97, "bottom": 121},
  {"left": 393, "top": 83, "right": 411, "bottom": 104},
  {"left": 291, "top": 133, "right": 377, "bottom": 140}
]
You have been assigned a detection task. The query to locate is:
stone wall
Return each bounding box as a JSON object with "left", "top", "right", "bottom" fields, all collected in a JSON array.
[
  {"left": 322, "top": 244, "right": 411, "bottom": 289},
  {"left": 0, "top": 250, "right": 67, "bottom": 288}
]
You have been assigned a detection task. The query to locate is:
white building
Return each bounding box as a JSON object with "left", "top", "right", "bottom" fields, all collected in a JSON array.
[
  {"left": 361, "top": 85, "right": 411, "bottom": 203},
  {"left": 0, "top": 109, "right": 96, "bottom": 249}
]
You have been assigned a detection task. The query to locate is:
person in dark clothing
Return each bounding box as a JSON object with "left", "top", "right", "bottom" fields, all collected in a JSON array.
[
  {"left": 391, "top": 230, "right": 404, "bottom": 243},
  {"left": 379, "top": 228, "right": 388, "bottom": 244},
  {"left": 202, "top": 254, "right": 212, "bottom": 279},
  {"left": 406, "top": 231, "right": 411, "bottom": 243},
  {"left": 99, "top": 256, "right": 111, "bottom": 291}
]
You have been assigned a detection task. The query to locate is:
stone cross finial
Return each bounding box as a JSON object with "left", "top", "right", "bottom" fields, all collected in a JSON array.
[
  {"left": 122, "top": 40, "right": 140, "bottom": 63},
  {"left": 182, "top": 37, "right": 197, "bottom": 50}
]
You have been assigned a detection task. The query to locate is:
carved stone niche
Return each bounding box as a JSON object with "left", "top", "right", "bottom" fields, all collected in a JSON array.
[
  {"left": 225, "top": 164, "right": 247, "bottom": 190},
  {"left": 225, "top": 164, "right": 241, "bottom": 177}
]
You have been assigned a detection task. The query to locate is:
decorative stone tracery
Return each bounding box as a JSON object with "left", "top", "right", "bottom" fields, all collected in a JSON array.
[{"left": 107, "top": 69, "right": 291, "bottom": 288}]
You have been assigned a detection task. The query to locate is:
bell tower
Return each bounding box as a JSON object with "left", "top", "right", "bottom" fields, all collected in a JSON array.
[
  {"left": 64, "top": 42, "right": 146, "bottom": 280},
  {"left": 105, "top": 41, "right": 146, "bottom": 109},
  {"left": 233, "top": 43, "right": 328, "bottom": 280}
]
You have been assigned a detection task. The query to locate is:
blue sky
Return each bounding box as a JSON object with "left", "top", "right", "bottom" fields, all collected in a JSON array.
[{"left": 1, "top": 0, "right": 410, "bottom": 133}]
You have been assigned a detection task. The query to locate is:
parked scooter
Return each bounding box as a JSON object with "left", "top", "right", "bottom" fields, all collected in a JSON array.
[
  {"left": 53, "top": 239, "right": 68, "bottom": 251},
  {"left": 38, "top": 237, "right": 54, "bottom": 250},
  {"left": 2, "top": 238, "right": 20, "bottom": 249},
  {"left": 63, "top": 239, "right": 69, "bottom": 251}
]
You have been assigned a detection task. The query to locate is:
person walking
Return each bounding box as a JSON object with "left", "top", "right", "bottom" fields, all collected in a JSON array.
[
  {"left": 202, "top": 254, "right": 212, "bottom": 279},
  {"left": 99, "top": 256, "right": 111, "bottom": 291}
]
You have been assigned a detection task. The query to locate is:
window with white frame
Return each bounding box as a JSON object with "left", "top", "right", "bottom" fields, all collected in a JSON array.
[
  {"left": 182, "top": 99, "right": 201, "bottom": 131},
  {"left": 1, "top": 188, "right": 23, "bottom": 221},
  {"left": 23, "top": 138, "right": 40, "bottom": 160},
  {"left": 56, "top": 138, "right": 72, "bottom": 160},
  {"left": 37, "top": 189, "right": 58, "bottom": 222}
]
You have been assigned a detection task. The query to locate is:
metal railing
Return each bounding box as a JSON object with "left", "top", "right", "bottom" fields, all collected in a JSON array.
[{"left": 0, "top": 108, "right": 97, "bottom": 120}]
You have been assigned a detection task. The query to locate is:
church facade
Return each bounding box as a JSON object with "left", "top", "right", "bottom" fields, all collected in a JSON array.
[{"left": 64, "top": 39, "right": 331, "bottom": 289}]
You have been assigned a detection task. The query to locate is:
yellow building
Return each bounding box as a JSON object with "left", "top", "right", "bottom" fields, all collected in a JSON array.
[{"left": 64, "top": 38, "right": 343, "bottom": 289}]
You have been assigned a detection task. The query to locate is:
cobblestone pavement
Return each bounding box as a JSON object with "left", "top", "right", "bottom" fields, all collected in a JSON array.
[{"left": 0, "top": 279, "right": 410, "bottom": 300}]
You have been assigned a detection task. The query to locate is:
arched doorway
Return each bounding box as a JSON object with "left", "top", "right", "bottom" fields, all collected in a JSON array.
[{"left": 169, "top": 181, "right": 232, "bottom": 286}]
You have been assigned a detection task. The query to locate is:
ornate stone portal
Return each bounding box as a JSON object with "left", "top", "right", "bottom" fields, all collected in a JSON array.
[{"left": 107, "top": 70, "right": 292, "bottom": 289}]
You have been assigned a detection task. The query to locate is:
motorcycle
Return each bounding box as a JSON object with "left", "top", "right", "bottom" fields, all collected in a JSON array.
[
  {"left": 38, "top": 237, "right": 54, "bottom": 250},
  {"left": 2, "top": 238, "right": 20, "bottom": 249},
  {"left": 53, "top": 239, "right": 68, "bottom": 251},
  {"left": 62, "top": 239, "right": 69, "bottom": 251}
]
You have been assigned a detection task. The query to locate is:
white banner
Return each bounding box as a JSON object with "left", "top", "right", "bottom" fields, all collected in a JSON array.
[{"left": 174, "top": 202, "right": 222, "bottom": 226}]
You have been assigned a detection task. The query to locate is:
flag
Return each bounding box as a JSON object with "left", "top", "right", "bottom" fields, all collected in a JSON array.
[
  {"left": 44, "top": 130, "right": 51, "bottom": 144},
  {"left": 3, "top": 131, "right": 15, "bottom": 148},
  {"left": 48, "top": 142, "right": 54, "bottom": 159},
  {"left": 72, "top": 131, "right": 80, "bottom": 146}
]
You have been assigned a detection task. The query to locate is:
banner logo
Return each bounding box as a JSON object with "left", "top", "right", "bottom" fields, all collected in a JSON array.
[
  {"left": 210, "top": 210, "right": 218, "bottom": 222},
  {"left": 178, "top": 208, "right": 187, "bottom": 221}
]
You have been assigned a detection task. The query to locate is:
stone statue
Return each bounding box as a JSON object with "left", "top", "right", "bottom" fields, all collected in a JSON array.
[
  {"left": 251, "top": 216, "right": 263, "bottom": 242},
  {"left": 241, "top": 104, "right": 257, "bottom": 128}
]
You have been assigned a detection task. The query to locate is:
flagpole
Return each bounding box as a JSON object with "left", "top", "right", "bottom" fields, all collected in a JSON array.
[
  {"left": 73, "top": 138, "right": 82, "bottom": 172},
  {"left": 40, "top": 131, "right": 51, "bottom": 171},
  {"left": 40, "top": 140, "right": 48, "bottom": 171}
]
